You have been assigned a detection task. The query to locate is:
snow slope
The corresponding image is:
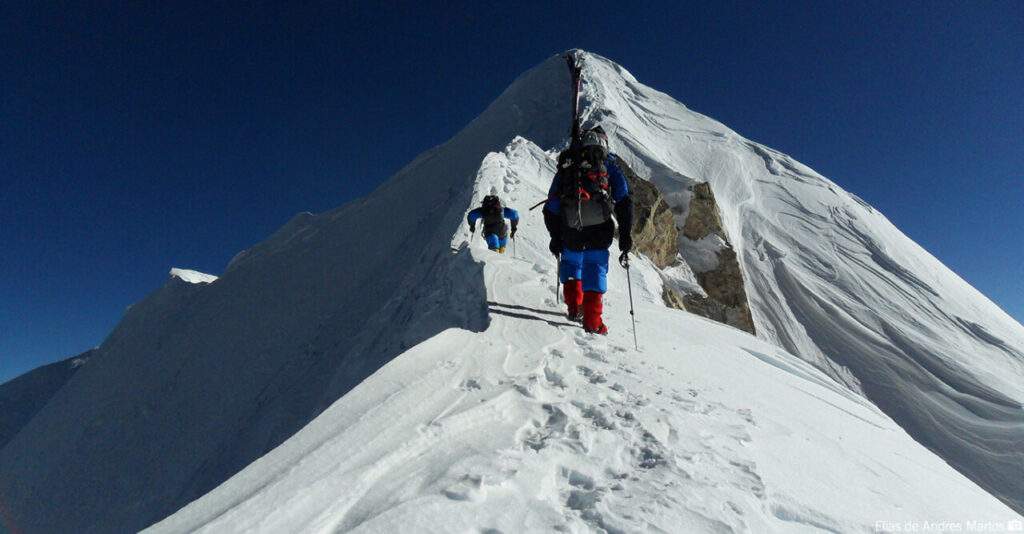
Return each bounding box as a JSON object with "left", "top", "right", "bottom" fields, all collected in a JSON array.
[
  {"left": 0, "top": 56, "right": 577, "bottom": 534},
  {"left": 3, "top": 50, "right": 1022, "bottom": 532},
  {"left": 148, "top": 138, "right": 1019, "bottom": 533},
  {"left": 0, "top": 350, "right": 92, "bottom": 450},
  {"left": 563, "top": 53, "right": 1024, "bottom": 511}
]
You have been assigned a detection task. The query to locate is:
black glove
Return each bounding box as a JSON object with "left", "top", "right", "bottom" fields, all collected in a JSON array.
[
  {"left": 619, "top": 251, "right": 630, "bottom": 267},
  {"left": 614, "top": 196, "right": 634, "bottom": 252},
  {"left": 510, "top": 224, "right": 517, "bottom": 239},
  {"left": 618, "top": 232, "right": 632, "bottom": 254},
  {"left": 548, "top": 238, "right": 562, "bottom": 256},
  {"left": 469, "top": 222, "right": 476, "bottom": 233},
  {"left": 542, "top": 207, "right": 561, "bottom": 239}
]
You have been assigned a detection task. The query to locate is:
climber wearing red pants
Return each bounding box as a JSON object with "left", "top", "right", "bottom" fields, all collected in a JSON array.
[{"left": 543, "top": 126, "right": 633, "bottom": 334}]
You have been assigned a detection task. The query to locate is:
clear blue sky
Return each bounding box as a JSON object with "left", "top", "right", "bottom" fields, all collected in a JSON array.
[{"left": 2, "top": 2, "right": 1021, "bottom": 383}]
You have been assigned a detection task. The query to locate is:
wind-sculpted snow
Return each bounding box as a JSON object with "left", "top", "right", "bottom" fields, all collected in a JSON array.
[
  {"left": 5, "top": 51, "right": 1023, "bottom": 532},
  {"left": 169, "top": 267, "right": 218, "bottom": 284},
  {"left": 149, "top": 138, "right": 1018, "bottom": 533},
  {"left": 571, "top": 52, "right": 1024, "bottom": 512},
  {"left": 0, "top": 57, "right": 580, "bottom": 533}
]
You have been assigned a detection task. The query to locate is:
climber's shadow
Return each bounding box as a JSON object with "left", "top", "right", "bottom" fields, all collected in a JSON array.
[
  {"left": 487, "top": 301, "right": 564, "bottom": 318},
  {"left": 486, "top": 301, "right": 575, "bottom": 328}
]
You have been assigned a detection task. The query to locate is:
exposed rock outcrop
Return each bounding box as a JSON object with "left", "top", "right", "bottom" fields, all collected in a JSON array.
[
  {"left": 613, "top": 157, "right": 678, "bottom": 269},
  {"left": 615, "top": 161, "right": 755, "bottom": 335},
  {"left": 677, "top": 183, "right": 756, "bottom": 334},
  {"left": 682, "top": 183, "right": 725, "bottom": 241}
]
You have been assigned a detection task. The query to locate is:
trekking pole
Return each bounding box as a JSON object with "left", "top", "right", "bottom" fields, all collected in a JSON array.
[
  {"left": 528, "top": 198, "right": 548, "bottom": 211},
  {"left": 556, "top": 253, "right": 561, "bottom": 304},
  {"left": 513, "top": 236, "right": 517, "bottom": 258},
  {"left": 620, "top": 252, "right": 639, "bottom": 351}
]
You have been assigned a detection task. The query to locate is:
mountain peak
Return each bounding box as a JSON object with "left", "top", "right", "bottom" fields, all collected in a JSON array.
[
  {"left": 3, "top": 51, "right": 1022, "bottom": 533},
  {"left": 150, "top": 132, "right": 1019, "bottom": 532}
]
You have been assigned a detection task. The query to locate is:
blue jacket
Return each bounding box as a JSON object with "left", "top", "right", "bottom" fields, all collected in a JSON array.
[
  {"left": 467, "top": 206, "right": 519, "bottom": 225},
  {"left": 467, "top": 206, "right": 519, "bottom": 237}
]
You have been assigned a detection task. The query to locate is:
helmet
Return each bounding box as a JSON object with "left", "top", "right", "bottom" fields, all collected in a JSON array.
[{"left": 580, "top": 126, "right": 609, "bottom": 159}]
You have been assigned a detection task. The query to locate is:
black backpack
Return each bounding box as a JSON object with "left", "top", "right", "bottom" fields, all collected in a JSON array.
[
  {"left": 480, "top": 195, "right": 508, "bottom": 235},
  {"left": 557, "top": 146, "right": 613, "bottom": 230},
  {"left": 482, "top": 195, "right": 503, "bottom": 217}
]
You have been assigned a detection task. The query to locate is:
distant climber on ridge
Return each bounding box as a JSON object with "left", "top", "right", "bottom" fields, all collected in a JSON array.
[
  {"left": 467, "top": 195, "right": 519, "bottom": 253},
  {"left": 544, "top": 126, "right": 633, "bottom": 334}
]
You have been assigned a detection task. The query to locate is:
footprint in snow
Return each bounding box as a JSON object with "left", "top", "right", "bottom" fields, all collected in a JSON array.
[
  {"left": 558, "top": 467, "right": 623, "bottom": 532},
  {"left": 544, "top": 365, "right": 567, "bottom": 389},
  {"left": 626, "top": 392, "right": 650, "bottom": 407},
  {"left": 517, "top": 404, "right": 575, "bottom": 452},
  {"left": 441, "top": 473, "right": 485, "bottom": 502},
  {"left": 512, "top": 375, "right": 541, "bottom": 398},
  {"left": 614, "top": 409, "right": 638, "bottom": 427},
  {"left": 459, "top": 378, "right": 482, "bottom": 391},
  {"left": 671, "top": 393, "right": 698, "bottom": 411},
  {"left": 576, "top": 365, "right": 607, "bottom": 384},
  {"left": 562, "top": 467, "right": 596, "bottom": 490},
  {"left": 635, "top": 446, "right": 665, "bottom": 469},
  {"left": 572, "top": 401, "right": 617, "bottom": 430}
]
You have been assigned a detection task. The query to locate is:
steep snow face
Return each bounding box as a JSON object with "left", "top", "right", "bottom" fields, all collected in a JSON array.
[
  {"left": 5, "top": 50, "right": 1023, "bottom": 533},
  {"left": 0, "top": 350, "right": 92, "bottom": 449},
  {"left": 572, "top": 52, "right": 1024, "bottom": 511},
  {"left": 148, "top": 138, "right": 1019, "bottom": 533},
  {"left": 0, "top": 57, "right": 581, "bottom": 534}
]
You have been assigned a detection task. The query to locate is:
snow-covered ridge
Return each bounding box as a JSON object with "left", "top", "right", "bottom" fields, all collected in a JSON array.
[
  {"left": 0, "top": 53, "right": 584, "bottom": 534},
  {"left": 570, "top": 51, "right": 1024, "bottom": 511},
  {"left": 148, "top": 137, "right": 1019, "bottom": 533},
  {"left": 169, "top": 268, "right": 218, "bottom": 284},
  {"left": 0, "top": 350, "right": 94, "bottom": 450},
  {"left": 3, "top": 50, "right": 1023, "bottom": 533}
]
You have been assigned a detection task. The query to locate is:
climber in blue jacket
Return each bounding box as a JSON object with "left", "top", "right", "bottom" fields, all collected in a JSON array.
[
  {"left": 467, "top": 195, "right": 519, "bottom": 253},
  {"left": 543, "top": 126, "right": 633, "bottom": 334}
]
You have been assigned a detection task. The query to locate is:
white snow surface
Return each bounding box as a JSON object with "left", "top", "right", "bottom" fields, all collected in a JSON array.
[
  {"left": 2, "top": 48, "right": 580, "bottom": 534},
  {"left": 149, "top": 138, "right": 1019, "bottom": 533},
  {"left": 568, "top": 53, "right": 1024, "bottom": 510},
  {"left": 169, "top": 268, "right": 218, "bottom": 284},
  {"left": 4, "top": 51, "right": 1023, "bottom": 533}
]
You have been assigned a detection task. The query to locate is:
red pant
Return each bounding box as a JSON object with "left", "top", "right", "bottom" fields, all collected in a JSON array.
[{"left": 564, "top": 280, "right": 605, "bottom": 332}]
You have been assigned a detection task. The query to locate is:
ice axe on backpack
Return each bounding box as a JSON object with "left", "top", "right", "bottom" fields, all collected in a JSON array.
[{"left": 528, "top": 53, "right": 584, "bottom": 216}]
